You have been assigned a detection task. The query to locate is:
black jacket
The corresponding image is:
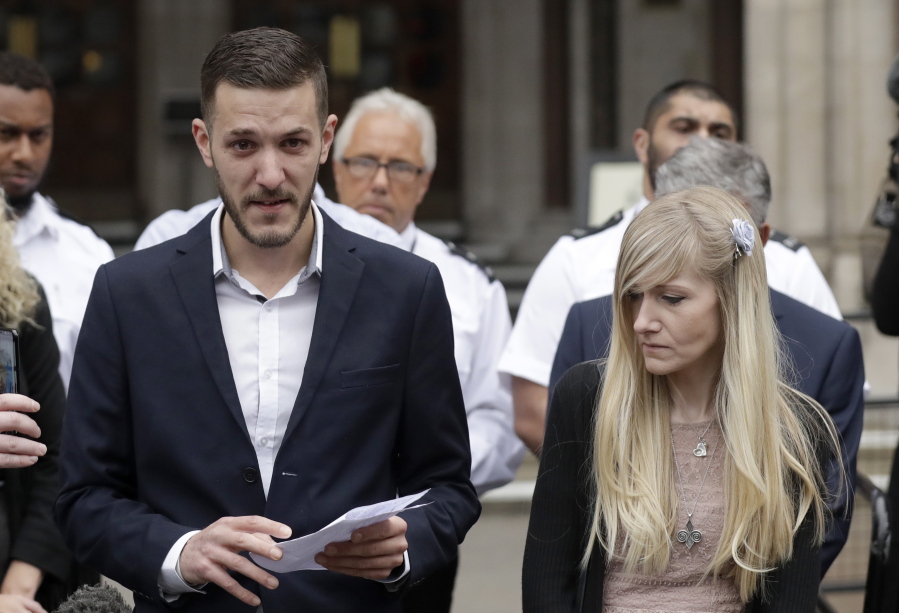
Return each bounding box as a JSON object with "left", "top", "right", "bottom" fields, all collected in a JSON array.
[
  {"left": 872, "top": 225, "right": 899, "bottom": 335},
  {"left": 3, "top": 286, "right": 97, "bottom": 608}
]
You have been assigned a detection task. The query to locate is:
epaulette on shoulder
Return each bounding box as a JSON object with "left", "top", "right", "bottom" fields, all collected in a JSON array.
[
  {"left": 769, "top": 230, "right": 805, "bottom": 252},
  {"left": 45, "top": 197, "right": 99, "bottom": 232},
  {"left": 443, "top": 240, "right": 496, "bottom": 283},
  {"left": 567, "top": 210, "right": 624, "bottom": 240}
]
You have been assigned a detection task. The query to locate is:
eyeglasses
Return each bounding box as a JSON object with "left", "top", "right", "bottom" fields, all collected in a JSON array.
[{"left": 342, "top": 157, "right": 425, "bottom": 183}]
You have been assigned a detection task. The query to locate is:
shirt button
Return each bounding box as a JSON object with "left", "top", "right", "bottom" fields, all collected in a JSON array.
[
  {"left": 260, "top": 437, "right": 269, "bottom": 447},
  {"left": 263, "top": 370, "right": 271, "bottom": 380},
  {"left": 265, "top": 303, "right": 273, "bottom": 312},
  {"left": 243, "top": 467, "right": 258, "bottom": 483}
]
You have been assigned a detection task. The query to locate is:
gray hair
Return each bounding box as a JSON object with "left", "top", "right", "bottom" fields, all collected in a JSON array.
[
  {"left": 654, "top": 136, "right": 771, "bottom": 225},
  {"left": 333, "top": 88, "right": 437, "bottom": 171}
]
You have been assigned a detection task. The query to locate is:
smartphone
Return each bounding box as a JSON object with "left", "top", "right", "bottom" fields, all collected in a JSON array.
[{"left": 0, "top": 328, "right": 21, "bottom": 394}]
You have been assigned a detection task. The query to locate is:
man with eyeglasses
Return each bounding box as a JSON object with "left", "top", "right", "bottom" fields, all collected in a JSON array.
[{"left": 333, "top": 87, "right": 524, "bottom": 613}]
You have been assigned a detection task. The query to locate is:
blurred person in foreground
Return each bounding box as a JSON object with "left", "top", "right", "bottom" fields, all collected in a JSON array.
[
  {"left": 0, "top": 53, "right": 114, "bottom": 391},
  {"left": 332, "top": 87, "right": 524, "bottom": 613},
  {"left": 0, "top": 189, "right": 91, "bottom": 613},
  {"left": 550, "top": 137, "right": 864, "bottom": 577},
  {"left": 503, "top": 80, "right": 842, "bottom": 457},
  {"left": 869, "top": 52, "right": 899, "bottom": 611},
  {"left": 55, "top": 27, "right": 478, "bottom": 612},
  {"left": 870, "top": 51, "right": 899, "bottom": 334},
  {"left": 524, "top": 186, "right": 840, "bottom": 612}
]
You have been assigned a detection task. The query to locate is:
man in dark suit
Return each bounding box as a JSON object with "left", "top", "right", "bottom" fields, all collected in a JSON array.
[
  {"left": 55, "top": 28, "right": 479, "bottom": 612},
  {"left": 550, "top": 289, "right": 863, "bottom": 576}
]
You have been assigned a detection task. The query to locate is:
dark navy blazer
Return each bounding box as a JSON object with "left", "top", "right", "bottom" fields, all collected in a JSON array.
[
  {"left": 55, "top": 210, "right": 480, "bottom": 612},
  {"left": 550, "top": 289, "right": 865, "bottom": 577}
]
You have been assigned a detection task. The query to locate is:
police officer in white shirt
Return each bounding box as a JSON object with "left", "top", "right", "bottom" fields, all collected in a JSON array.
[
  {"left": 331, "top": 87, "right": 524, "bottom": 613},
  {"left": 134, "top": 182, "right": 402, "bottom": 250},
  {"left": 0, "top": 52, "right": 114, "bottom": 390},
  {"left": 501, "top": 80, "right": 842, "bottom": 455}
]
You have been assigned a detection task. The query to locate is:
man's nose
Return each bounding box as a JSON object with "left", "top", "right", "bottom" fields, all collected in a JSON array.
[
  {"left": 256, "top": 150, "right": 286, "bottom": 190},
  {"left": 370, "top": 164, "right": 390, "bottom": 192},
  {"left": 11, "top": 135, "right": 34, "bottom": 163}
]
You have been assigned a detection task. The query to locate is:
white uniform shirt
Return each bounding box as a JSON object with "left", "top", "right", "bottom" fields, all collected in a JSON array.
[
  {"left": 400, "top": 223, "right": 524, "bottom": 495},
  {"left": 499, "top": 198, "right": 843, "bottom": 388},
  {"left": 134, "top": 184, "right": 401, "bottom": 250},
  {"left": 14, "top": 192, "right": 115, "bottom": 390}
]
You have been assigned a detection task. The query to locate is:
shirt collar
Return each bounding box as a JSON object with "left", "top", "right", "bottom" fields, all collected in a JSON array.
[
  {"left": 14, "top": 192, "right": 60, "bottom": 246},
  {"left": 633, "top": 196, "right": 651, "bottom": 216},
  {"left": 398, "top": 222, "right": 417, "bottom": 252},
  {"left": 210, "top": 199, "right": 324, "bottom": 284}
]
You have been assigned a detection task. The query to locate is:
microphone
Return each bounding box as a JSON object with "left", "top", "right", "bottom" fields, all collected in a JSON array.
[
  {"left": 888, "top": 53, "right": 899, "bottom": 104},
  {"left": 53, "top": 584, "right": 131, "bottom": 613}
]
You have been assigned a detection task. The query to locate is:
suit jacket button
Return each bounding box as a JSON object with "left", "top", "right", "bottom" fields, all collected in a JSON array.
[{"left": 243, "top": 467, "right": 258, "bottom": 483}]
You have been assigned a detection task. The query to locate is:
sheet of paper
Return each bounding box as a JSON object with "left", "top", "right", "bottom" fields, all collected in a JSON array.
[{"left": 250, "top": 489, "right": 430, "bottom": 573}]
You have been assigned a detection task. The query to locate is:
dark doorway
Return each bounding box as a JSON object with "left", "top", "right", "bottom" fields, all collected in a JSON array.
[
  {"left": 232, "top": 0, "right": 462, "bottom": 224},
  {"left": 0, "top": 0, "right": 138, "bottom": 222}
]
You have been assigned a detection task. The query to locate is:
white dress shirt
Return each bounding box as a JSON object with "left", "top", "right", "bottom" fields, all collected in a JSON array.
[
  {"left": 499, "top": 197, "right": 843, "bottom": 388},
  {"left": 399, "top": 223, "right": 524, "bottom": 496},
  {"left": 134, "top": 184, "right": 401, "bottom": 251},
  {"left": 159, "top": 202, "right": 408, "bottom": 601},
  {"left": 14, "top": 192, "right": 115, "bottom": 390}
]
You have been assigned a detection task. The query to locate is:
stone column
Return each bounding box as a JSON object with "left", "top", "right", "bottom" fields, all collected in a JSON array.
[
  {"left": 461, "top": 0, "right": 546, "bottom": 257},
  {"left": 745, "top": 0, "right": 896, "bottom": 313},
  {"left": 137, "top": 0, "right": 231, "bottom": 221}
]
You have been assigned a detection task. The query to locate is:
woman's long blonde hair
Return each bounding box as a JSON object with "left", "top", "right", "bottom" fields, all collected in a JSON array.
[
  {"left": 586, "top": 186, "right": 839, "bottom": 601},
  {"left": 0, "top": 190, "right": 39, "bottom": 328}
]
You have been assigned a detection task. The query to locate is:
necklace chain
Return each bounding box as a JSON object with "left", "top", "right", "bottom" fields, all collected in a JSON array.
[
  {"left": 671, "top": 426, "right": 718, "bottom": 549},
  {"left": 684, "top": 419, "right": 714, "bottom": 443}
]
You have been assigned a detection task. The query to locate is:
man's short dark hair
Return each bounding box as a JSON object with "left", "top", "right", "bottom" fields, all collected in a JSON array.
[
  {"left": 200, "top": 27, "right": 328, "bottom": 130},
  {"left": 0, "top": 52, "right": 55, "bottom": 100},
  {"left": 641, "top": 79, "right": 738, "bottom": 134}
]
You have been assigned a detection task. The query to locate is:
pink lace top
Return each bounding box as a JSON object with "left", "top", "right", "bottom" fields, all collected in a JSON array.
[{"left": 603, "top": 421, "right": 743, "bottom": 613}]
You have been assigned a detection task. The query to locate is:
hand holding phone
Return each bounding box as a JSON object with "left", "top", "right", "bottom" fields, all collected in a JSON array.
[
  {"left": 0, "top": 329, "right": 45, "bottom": 467},
  {"left": 0, "top": 328, "right": 20, "bottom": 394},
  {"left": 0, "top": 395, "right": 44, "bottom": 467}
]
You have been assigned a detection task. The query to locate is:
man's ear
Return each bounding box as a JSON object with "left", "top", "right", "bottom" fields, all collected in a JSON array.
[
  {"left": 319, "top": 114, "right": 338, "bottom": 164},
  {"left": 758, "top": 222, "right": 771, "bottom": 246},
  {"left": 192, "top": 119, "right": 214, "bottom": 169},
  {"left": 633, "top": 128, "right": 650, "bottom": 165}
]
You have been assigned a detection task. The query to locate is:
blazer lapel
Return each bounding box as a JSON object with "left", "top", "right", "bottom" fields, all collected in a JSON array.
[
  {"left": 284, "top": 214, "right": 364, "bottom": 441},
  {"left": 169, "top": 223, "right": 250, "bottom": 443}
]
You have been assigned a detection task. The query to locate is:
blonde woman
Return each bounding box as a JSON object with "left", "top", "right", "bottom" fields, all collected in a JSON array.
[
  {"left": 0, "top": 194, "right": 84, "bottom": 613},
  {"left": 523, "top": 186, "right": 839, "bottom": 612}
]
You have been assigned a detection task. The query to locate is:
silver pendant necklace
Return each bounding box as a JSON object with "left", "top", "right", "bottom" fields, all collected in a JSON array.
[
  {"left": 685, "top": 419, "right": 714, "bottom": 457},
  {"left": 671, "top": 426, "right": 718, "bottom": 549}
]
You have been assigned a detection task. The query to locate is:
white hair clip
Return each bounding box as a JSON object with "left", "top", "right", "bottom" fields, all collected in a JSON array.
[{"left": 731, "top": 219, "right": 754, "bottom": 258}]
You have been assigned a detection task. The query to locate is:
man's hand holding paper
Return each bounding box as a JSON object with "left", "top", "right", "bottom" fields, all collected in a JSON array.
[
  {"left": 315, "top": 516, "right": 408, "bottom": 580},
  {"left": 250, "top": 489, "right": 428, "bottom": 582},
  {"left": 179, "top": 516, "right": 293, "bottom": 607}
]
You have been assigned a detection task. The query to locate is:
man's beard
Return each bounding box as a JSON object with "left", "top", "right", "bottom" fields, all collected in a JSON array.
[
  {"left": 646, "top": 138, "right": 663, "bottom": 193},
  {"left": 6, "top": 190, "right": 35, "bottom": 216},
  {"left": 216, "top": 169, "right": 316, "bottom": 249}
]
